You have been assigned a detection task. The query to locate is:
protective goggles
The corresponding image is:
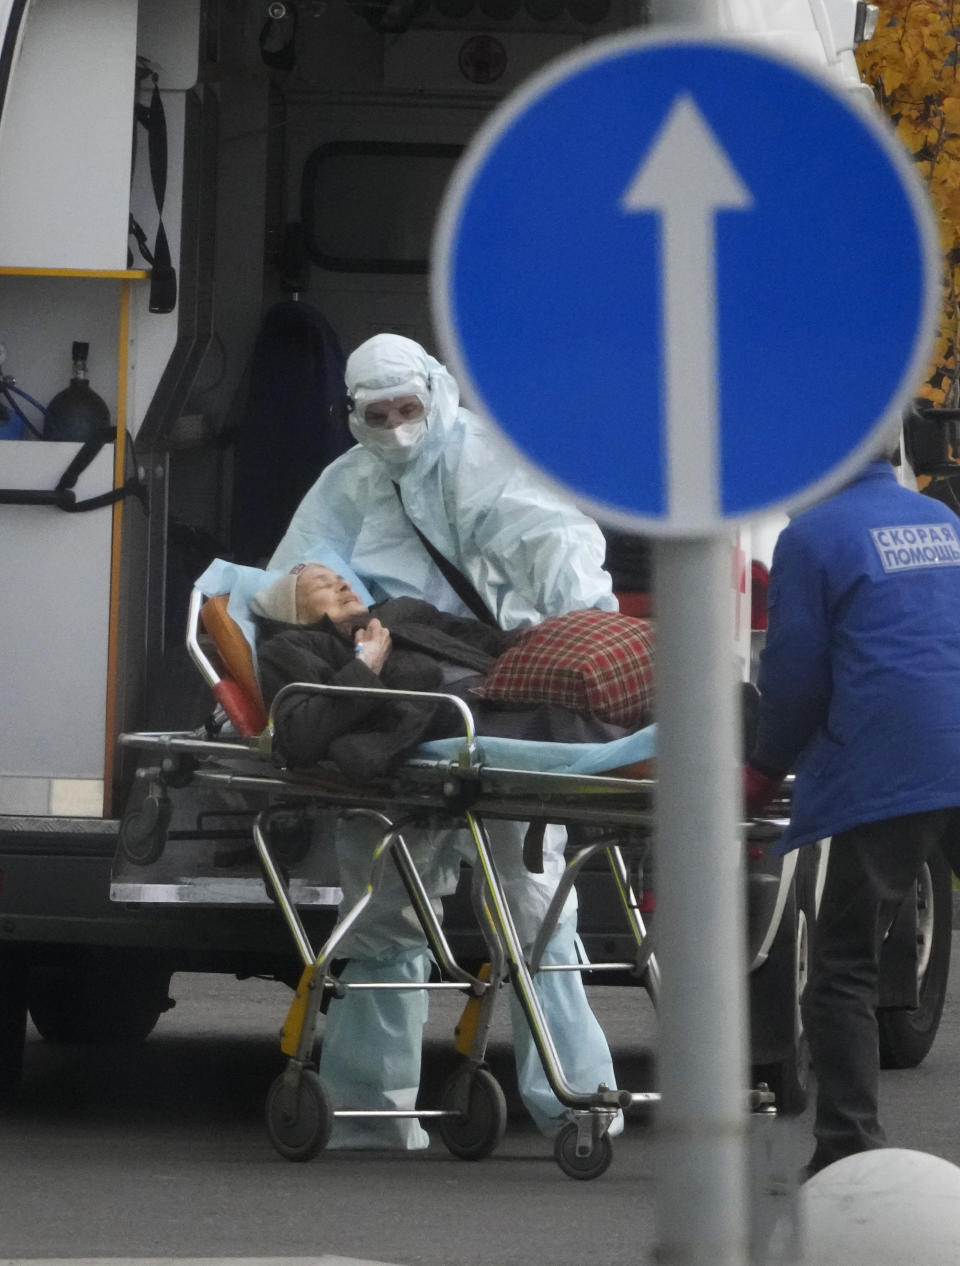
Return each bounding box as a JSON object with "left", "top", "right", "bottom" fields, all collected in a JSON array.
[{"left": 348, "top": 377, "right": 431, "bottom": 428}]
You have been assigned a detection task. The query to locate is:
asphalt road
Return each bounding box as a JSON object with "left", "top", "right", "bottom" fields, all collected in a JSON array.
[{"left": 1, "top": 943, "right": 960, "bottom": 1266}]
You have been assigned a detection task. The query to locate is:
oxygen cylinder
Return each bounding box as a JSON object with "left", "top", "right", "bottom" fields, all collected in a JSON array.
[
  {"left": 44, "top": 342, "right": 111, "bottom": 442},
  {"left": 0, "top": 400, "right": 25, "bottom": 440}
]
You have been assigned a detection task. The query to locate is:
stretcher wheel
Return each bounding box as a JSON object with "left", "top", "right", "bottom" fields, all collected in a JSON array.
[
  {"left": 118, "top": 793, "right": 171, "bottom": 866},
  {"left": 265, "top": 1068, "right": 332, "bottom": 1162},
  {"left": 437, "top": 1065, "right": 507, "bottom": 1160},
  {"left": 554, "top": 1121, "right": 613, "bottom": 1180}
]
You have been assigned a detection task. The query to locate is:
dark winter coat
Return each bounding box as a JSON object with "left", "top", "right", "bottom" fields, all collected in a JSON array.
[{"left": 256, "top": 596, "right": 515, "bottom": 779}]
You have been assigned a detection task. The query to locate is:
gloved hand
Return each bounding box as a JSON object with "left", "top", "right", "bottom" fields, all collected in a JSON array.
[{"left": 743, "top": 764, "right": 784, "bottom": 817}]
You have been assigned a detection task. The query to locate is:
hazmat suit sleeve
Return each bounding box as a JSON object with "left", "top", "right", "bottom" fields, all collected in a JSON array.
[
  {"left": 753, "top": 526, "right": 833, "bottom": 776},
  {"left": 267, "top": 452, "right": 366, "bottom": 573},
  {"left": 448, "top": 425, "right": 617, "bottom": 627}
]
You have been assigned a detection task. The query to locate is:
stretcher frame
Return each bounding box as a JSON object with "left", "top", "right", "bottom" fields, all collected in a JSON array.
[{"left": 118, "top": 586, "right": 784, "bottom": 1179}]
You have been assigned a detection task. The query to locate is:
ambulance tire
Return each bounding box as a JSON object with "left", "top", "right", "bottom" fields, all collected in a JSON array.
[
  {"left": 27, "top": 954, "right": 173, "bottom": 1045},
  {"left": 0, "top": 946, "right": 29, "bottom": 1102},
  {"left": 878, "top": 848, "right": 953, "bottom": 1070},
  {"left": 751, "top": 863, "right": 813, "bottom": 1117}
]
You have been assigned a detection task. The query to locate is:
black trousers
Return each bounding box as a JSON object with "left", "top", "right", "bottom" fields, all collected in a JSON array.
[{"left": 804, "top": 808, "right": 960, "bottom": 1169}]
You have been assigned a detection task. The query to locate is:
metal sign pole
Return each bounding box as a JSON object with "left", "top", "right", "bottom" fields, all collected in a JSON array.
[{"left": 653, "top": 534, "right": 749, "bottom": 1266}]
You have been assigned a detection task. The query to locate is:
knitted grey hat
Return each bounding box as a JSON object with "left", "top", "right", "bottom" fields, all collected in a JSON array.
[{"left": 251, "top": 572, "right": 299, "bottom": 624}]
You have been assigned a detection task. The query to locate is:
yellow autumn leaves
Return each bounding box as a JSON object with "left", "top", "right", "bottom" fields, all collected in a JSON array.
[{"left": 856, "top": 1, "right": 960, "bottom": 403}]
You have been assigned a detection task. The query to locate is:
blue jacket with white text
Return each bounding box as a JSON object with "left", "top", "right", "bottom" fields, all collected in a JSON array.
[{"left": 754, "top": 459, "right": 960, "bottom": 851}]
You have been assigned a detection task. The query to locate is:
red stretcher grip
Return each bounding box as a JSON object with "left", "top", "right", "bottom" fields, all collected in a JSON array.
[{"left": 213, "top": 678, "right": 267, "bottom": 737}]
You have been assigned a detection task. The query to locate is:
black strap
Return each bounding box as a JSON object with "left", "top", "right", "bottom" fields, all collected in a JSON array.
[
  {"left": 129, "top": 67, "right": 177, "bottom": 314},
  {"left": 0, "top": 430, "right": 149, "bottom": 513},
  {"left": 392, "top": 482, "right": 498, "bottom": 627}
]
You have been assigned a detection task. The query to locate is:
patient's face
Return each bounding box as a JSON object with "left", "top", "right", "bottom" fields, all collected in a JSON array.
[{"left": 295, "top": 564, "right": 368, "bottom": 624}]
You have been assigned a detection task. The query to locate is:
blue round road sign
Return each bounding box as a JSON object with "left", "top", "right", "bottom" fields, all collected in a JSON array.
[{"left": 431, "top": 33, "right": 940, "bottom": 534}]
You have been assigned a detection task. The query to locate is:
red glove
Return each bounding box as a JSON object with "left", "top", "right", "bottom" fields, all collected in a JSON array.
[{"left": 743, "top": 764, "right": 784, "bottom": 816}]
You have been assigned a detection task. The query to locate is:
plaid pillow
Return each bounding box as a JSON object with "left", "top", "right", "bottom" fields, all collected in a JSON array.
[{"left": 472, "top": 610, "right": 655, "bottom": 728}]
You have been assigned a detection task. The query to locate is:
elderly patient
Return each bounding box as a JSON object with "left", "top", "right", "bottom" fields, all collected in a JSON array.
[
  {"left": 250, "top": 561, "right": 647, "bottom": 1150},
  {"left": 252, "top": 561, "right": 635, "bottom": 779}
]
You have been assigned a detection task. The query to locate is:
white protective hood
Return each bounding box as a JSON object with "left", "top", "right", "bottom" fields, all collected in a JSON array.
[{"left": 344, "top": 333, "right": 460, "bottom": 475}]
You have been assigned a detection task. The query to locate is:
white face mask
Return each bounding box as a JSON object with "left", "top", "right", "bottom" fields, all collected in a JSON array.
[{"left": 350, "top": 416, "right": 426, "bottom": 463}]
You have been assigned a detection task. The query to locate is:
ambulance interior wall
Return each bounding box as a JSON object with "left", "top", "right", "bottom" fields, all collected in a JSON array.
[
  {"left": 0, "top": 295, "right": 126, "bottom": 815},
  {"left": 230, "top": 0, "right": 861, "bottom": 390},
  {"left": 0, "top": 0, "right": 137, "bottom": 270},
  {"left": 0, "top": 0, "right": 201, "bottom": 815},
  {"left": 210, "top": 0, "right": 647, "bottom": 403}
]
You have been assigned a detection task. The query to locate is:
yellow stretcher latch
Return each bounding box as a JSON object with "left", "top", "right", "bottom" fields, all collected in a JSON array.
[
  {"left": 280, "top": 962, "right": 317, "bottom": 1056},
  {"left": 454, "top": 961, "right": 492, "bottom": 1056}
]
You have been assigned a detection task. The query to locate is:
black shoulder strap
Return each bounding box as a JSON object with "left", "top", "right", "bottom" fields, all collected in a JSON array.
[
  {"left": 129, "top": 65, "right": 177, "bottom": 314},
  {"left": 392, "top": 482, "right": 498, "bottom": 627}
]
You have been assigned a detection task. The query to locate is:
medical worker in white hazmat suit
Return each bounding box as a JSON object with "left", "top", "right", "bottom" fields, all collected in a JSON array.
[{"left": 270, "top": 333, "right": 621, "bottom": 1147}]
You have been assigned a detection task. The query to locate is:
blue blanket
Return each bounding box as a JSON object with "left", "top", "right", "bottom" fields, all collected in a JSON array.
[{"left": 416, "top": 725, "right": 656, "bottom": 775}]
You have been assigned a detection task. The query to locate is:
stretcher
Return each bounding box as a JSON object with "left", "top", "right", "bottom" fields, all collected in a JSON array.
[{"left": 117, "top": 573, "right": 790, "bottom": 1180}]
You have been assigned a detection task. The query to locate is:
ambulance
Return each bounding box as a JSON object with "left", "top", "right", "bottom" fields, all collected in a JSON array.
[{"left": 0, "top": 0, "right": 942, "bottom": 1116}]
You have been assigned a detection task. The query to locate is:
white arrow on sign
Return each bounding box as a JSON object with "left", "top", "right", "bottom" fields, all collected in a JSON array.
[{"left": 621, "top": 95, "right": 753, "bottom": 527}]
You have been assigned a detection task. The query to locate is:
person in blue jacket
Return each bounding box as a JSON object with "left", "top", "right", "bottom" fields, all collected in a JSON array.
[{"left": 745, "top": 452, "right": 960, "bottom": 1178}]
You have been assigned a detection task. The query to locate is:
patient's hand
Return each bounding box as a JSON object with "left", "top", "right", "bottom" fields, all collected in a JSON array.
[{"left": 354, "top": 618, "right": 391, "bottom": 674}]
